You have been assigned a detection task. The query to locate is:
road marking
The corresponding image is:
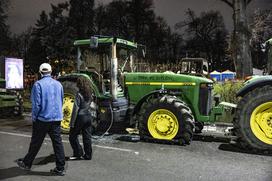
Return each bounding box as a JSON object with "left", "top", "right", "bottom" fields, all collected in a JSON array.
[
  {"left": 0, "top": 131, "right": 137, "bottom": 153},
  {"left": 0, "top": 131, "right": 31, "bottom": 138}
]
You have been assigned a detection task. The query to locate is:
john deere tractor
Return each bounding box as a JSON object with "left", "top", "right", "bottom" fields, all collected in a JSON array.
[
  {"left": 58, "top": 36, "right": 272, "bottom": 151},
  {"left": 232, "top": 38, "right": 272, "bottom": 151}
]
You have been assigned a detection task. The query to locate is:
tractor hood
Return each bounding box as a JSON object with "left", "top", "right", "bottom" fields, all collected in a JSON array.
[
  {"left": 124, "top": 72, "right": 213, "bottom": 86},
  {"left": 124, "top": 72, "right": 215, "bottom": 122}
]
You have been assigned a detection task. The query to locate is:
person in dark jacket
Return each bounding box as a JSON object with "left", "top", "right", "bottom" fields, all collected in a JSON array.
[{"left": 69, "top": 76, "right": 93, "bottom": 160}]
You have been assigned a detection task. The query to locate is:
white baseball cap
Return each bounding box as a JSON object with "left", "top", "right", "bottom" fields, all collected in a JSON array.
[{"left": 39, "top": 63, "right": 52, "bottom": 73}]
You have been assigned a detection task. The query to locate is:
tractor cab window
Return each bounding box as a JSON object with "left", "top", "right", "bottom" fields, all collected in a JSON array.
[
  {"left": 78, "top": 46, "right": 110, "bottom": 94},
  {"left": 180, "top": 62, "right": 190, "bottom": 73},
  {"left": 77, "top": 45, "right": 137, "bottom": 95}
]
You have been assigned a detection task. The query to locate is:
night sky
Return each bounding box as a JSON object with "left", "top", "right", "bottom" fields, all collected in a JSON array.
[{"left": 6, "top": 0, "right": 272, "bottom": 34}]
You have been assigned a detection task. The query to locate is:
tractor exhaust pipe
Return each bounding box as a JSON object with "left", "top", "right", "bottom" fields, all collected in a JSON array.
[{"left": 111, "top": 38, "right": 118, "bottom": 101}]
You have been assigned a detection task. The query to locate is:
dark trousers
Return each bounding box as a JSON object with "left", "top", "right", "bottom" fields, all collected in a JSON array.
[
  {"left": 23, "top": 120, "right": 65, "bottom": 171},
  {"left": 69, "top": 115, "right": 92, "bottom": 159}
]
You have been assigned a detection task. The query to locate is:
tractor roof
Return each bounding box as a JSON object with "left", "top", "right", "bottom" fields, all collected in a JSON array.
[
  {"left": 74, "top": 36, "right": 138, "bottom": 49},
  {"left": 180, "top": 58, "right": 208, "bottom": 62}
]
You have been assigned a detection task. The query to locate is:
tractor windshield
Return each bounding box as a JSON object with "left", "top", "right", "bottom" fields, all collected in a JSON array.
[
  {"left": 178, "top": 58, "right": 209, "bottom": 76},
  {"left": 77, "top": 45, "right": 136, "bottom": 74}
]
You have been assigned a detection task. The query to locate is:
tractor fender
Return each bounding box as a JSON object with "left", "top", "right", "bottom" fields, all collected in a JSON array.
[
  {"left": 58, "top": 73, "right": 91, "bottom": 83},
  {"left": 58, "top": 73, "right": 100, "bottom": 96},
  {"left": 237, "top": 76, "right": 272, "bottom": 97},
  {"left": 132, "top": 89, "right": 182, "bottom": 115}
]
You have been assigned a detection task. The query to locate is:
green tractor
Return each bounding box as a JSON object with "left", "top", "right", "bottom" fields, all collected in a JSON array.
[
  {"left": 234, "top": 76, "right": 272, "bottom": 151},
  {"left": 232, "top": 38, "right": 272, "bottom": 151},
  {"left": 58, "top": 36, "right": 272, "bottom": 151},
  {"left": 0, "top": 78, "right": 23, "bottom": 118}
]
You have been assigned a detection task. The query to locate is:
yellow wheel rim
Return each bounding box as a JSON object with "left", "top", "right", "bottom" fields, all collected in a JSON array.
[
  {"left": 61, "top": 93, "right": 74, "bottom": 132},
  {"left": 250, "top": 102, "right": 272, "bottom": 145},
  {"left": 147, "top": 109, "right": 179, "bottom": 140}
]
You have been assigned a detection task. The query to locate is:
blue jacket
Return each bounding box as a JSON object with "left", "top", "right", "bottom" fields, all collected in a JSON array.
[{"left": 31, "top": 75, "right": 63, "bottom": 122}]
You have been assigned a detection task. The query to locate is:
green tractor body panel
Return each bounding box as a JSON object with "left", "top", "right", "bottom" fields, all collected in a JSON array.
[
  {"left": 0, "top": 78, "right": 23, "bottom": 117},
  {"left": 0, "top": 93, "right": 17, "bottom": 108},
  {"left": 0, "top": 78, "right": 16, "bottom": 108},
  {"left": 124, "top": 72, "right": 219, "bottom": 122}
]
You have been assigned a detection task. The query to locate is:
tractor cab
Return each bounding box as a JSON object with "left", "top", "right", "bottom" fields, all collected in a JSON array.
[
  {"left": 74, "top": 36, "right": 144, "bottom": 97},
  {"left": 177, "top": 58, "right": 209, "bottom": 76}
]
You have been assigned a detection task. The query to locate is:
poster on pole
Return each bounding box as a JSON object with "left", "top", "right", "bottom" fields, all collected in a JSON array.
[{"left": 5, "top": 58, "right": 24, "bottom": 89}]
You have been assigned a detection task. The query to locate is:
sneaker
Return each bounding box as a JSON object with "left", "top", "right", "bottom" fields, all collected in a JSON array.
[
  {"left": 16, "top": 159, "right": 31, "bottom": 171},
  {"left": 83, "top": 154, "right": 92, "bottom": 160},
  {"left": 69, "top": 155, "right": 83, "bottom": 160},
  {"left": 50, "top": 167, "right": 65, "bottom": 176}
]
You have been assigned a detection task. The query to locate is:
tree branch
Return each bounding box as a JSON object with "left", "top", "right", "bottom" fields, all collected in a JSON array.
[{"left": 220, "top": 0, "right": 234, "bottom": 9}]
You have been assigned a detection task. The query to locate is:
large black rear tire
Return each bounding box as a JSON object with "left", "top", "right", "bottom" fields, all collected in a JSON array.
[
  {"left": 138, "top": 95, "right": 195, "bottom": 145},
  {"left": 61, "top": 78, "right": 98, "bottom": 134},
  {"left": 233, "top": 85, "right": 272, "bottom": 151}
]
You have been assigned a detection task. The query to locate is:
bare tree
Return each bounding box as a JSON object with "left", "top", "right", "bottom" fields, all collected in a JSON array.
[
  {"left": 220, "top": 0, "right": 253, "bottom": 78},
  {"left": 176, "top": 9, "right": 229, "bottom": 71},
  {"left": 0, "top": 0, "right": 11, "bottom": 55},
  {"left": 251, "top": 9, "right": 272, "bottom": 73}
]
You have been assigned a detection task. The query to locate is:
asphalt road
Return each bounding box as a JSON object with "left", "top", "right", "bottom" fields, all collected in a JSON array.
[{"left": 0, "top": 117, "right": 271, "bottom": 181}]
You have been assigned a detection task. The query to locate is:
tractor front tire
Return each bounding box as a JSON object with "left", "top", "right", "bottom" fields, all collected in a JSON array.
[
  {"left": 138, "top": 95, "right": 195, "bottom": 145},
  {"left": 61, "top": 81, "right": 79, "bottom": 133},
  {"left": 233, "top": 85, "right": 272, "bottom": 151}
]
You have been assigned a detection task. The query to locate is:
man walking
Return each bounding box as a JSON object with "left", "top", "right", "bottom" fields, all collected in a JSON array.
[{"left": 16, "top": 63, "right": 66, "bottom": 176}]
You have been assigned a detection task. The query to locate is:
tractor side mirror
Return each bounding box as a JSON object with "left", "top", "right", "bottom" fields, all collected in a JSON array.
[{"left": 142, "top": 48, "right": 146, "bottom": 58}]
